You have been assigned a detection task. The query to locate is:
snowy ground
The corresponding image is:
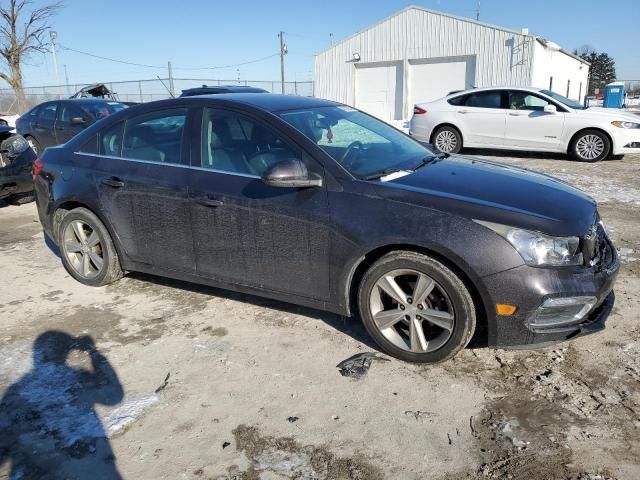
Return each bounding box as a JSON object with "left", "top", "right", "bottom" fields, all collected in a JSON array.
[{"left": 0, "top": 152, "right": 639, "bottom": 479}]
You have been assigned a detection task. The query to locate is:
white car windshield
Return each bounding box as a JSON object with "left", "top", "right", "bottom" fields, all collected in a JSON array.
[
  {"left": 279, "top": 106, "right": 433, "bottom": 178},
  {"left": 540, "top": 90, "right": 586, "bottom": 110}
]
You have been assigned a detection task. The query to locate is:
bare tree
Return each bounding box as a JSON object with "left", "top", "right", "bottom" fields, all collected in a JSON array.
[{"left": 0, "top": 0, "right": 62, "bottom": 112}]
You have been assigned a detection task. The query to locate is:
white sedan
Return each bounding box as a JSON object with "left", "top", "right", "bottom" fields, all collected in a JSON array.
[{"left": 409, "top": 87, "right": 640, "bottom": 162}]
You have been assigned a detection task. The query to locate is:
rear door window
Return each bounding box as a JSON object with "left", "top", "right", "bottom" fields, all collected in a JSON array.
[
  {"left": 38, "top": 103, "right": 58, "bottom": 121},
  {"left": 101, "top": 121, "right": 124, "bottom": 157},
  {"left": 465, "top": 91, "right": 503, "bottom": 108},
  {"left": 58, "top": 104, "right": 86, "bottom": 124},
  {"left": 122, "top": 108, "right": 186, "bottom": 164}
]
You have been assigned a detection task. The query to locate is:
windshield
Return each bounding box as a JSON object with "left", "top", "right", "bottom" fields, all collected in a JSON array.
[
  {"left": 82, "top": 102, "right": 127, "bottom": 120},
  {"left": 278, "top": 106, "right": 432, "bottom": 178},
  {"left": 540, "top": 90, "right": 585, "bottom": 110}
]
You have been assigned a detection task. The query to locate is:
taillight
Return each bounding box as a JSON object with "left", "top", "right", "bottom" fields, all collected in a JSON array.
[
  {"left": 15, "top": 117, "right": 22, "bottom": 126},
  {"left": 32, "top": 158, "right": 44, "bottom": 177},
  {"left": 413, "top": 106, "right": 427, "bottom": 115}
]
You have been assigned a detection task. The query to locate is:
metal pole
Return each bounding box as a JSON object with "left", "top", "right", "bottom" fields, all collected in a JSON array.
[
  {"left": 138, "top": 80, "right": 143, "bottom": 103},
  {"left": 279, "top": 31, "right": 286, "bottom": 94},
  {"left": 168, "top": 61, "right": 175, "bottom": 97},
  {"left": 50, "top": 31, "right": 60, "bottom": 84},
  {"left": 476, "top": 0, "right": 480, "bottom": 20},
  {"left": 64, "top": 64, "right": 70, "bottom": 95}
]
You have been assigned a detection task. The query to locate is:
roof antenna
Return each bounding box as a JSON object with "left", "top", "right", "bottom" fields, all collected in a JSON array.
[
  {"left": 157, "top": 75, "right": 175, "bottom": 98},
  {"left": 476, "top": 0, "right": 480, "bottom": 20}
]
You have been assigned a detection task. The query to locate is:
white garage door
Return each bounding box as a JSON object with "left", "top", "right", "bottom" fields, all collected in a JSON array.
[
  {"left": 355, "top": 62, "right": 402, "bottom": 122},
  {"left": 409, "top": 57, "right": 476, "bottom": 109}
]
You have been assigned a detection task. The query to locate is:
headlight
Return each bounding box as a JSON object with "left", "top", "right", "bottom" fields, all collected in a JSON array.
[
  {"left": 475, "top": 220, "right": 583, "bottom": 267},
  {"left": 1, "top": 134, "right": 29, "bottom": 157},
  {"left": 611, "top": 121, "right": 640, "bottom": 129}
]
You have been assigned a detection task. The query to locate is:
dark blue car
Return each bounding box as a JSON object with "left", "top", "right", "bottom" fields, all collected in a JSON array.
[{"left": 33, "top": 94, "right": 618, "bottom": 363}]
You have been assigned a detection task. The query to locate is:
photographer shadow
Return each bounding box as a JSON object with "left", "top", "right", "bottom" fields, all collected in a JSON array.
[{"left": 0, "top": 331, "right": 124, "bottom": 479}]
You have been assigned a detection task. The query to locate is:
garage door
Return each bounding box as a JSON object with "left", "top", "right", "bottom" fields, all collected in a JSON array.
[
  {"left": 355, "top": 62, "right": 403, "bottom": 122},
  {"left": 409, "top": 56, "right": 476, "bottom": 109}
]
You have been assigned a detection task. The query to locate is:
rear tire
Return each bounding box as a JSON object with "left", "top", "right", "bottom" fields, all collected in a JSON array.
[
  {"left": 357, "top": 251, "right": 476, "bottom": 363},
  {"left": 58, "top": 208, "right": 123, "bottom": 287},
  {"left": 570, "top": 129, "right": 610, "bottom": 162}
]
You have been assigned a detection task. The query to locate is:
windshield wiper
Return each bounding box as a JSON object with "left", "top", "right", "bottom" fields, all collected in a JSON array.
[
  {"left": 412, "top": 152, "right": 449, "bottom": 171},
  {"left": 362, "top": 168, "right": 405, "bottom": 180}
]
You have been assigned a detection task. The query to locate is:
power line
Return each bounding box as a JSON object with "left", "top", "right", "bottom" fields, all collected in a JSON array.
[{"left": 57, "top": 44, "right": 280, "bottom": 71}]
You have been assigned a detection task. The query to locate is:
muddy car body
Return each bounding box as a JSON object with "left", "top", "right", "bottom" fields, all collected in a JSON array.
[{"left": 33, "top": 94, "right": 619, "bottom": 362}]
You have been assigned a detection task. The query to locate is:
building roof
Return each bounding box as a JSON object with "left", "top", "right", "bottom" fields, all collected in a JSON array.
[{"left": 316, "top": 5, "right": 590, "bottom": 66}]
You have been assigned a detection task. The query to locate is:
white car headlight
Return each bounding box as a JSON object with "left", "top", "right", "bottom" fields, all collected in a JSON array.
[
  {"left": 611, "top": 121, "right": 640, "bottom": 129},
  {"left": 475, "top": 220, "right": 583, "bottom": 267}
]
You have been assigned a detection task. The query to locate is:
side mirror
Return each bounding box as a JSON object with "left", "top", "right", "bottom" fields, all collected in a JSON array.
[
  {"left": 261, "top": 159, "right": 323, "bottom": 188},
  {"left": 543, "top": 104, "right": 557, "bottom": 114},
  {"left": 70, "top": 117, "right": 87, "bottom": 125}
]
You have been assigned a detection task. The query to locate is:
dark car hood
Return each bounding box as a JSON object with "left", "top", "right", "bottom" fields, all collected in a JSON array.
[{"left": 375, "top": 156, "right": 597, "bottom": 237}]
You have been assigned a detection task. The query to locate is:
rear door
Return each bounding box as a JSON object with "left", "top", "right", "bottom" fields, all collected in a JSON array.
[
  {"left": 32, "top": 102, "right": 59, "bottom": 148},
  {"left": 456, "top": 90, "right": 508, "bottom": 147},
  {"left": 504, "top": 90, "right": 566, "bottom": 150},
  {"left": 189, "top": 107, "right": 332, "bottom": 301},
  {"left": 92, "top": 107, "right": 196, "bottom": 272},
  {"left": 55, "top": 102, "right": 87, "bottom": 145}
]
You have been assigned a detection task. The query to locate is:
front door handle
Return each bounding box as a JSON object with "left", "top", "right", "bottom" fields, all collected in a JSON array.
[
  {"left": 458, "top": 110, "right": 468, "bottom": 114},
  {"left": 196, "top": 197, "right": 224, "bottom": 208},
  {"left": 508, "top": 112, "right": 522, "bottom": 116},
  {"left": 101, "top": 177, "right": 125, "bottom": 188}
]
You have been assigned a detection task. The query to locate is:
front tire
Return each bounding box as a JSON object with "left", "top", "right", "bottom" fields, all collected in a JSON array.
[
  {"left": 58, "top": 208, "right": 123, "bottom": 286},
  {"left": 432, "top": 126, "right": 462, "bottom": 154},
  {"left": 570, "top": 130, "right": 610, "bottom": 162},
  {"left": 357, "top": 251, "right": 476, "bottom": 363}
]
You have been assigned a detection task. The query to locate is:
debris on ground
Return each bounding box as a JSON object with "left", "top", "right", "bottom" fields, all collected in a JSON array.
[
  {"left": 335, "top": 352, "right": 389, "bottom": 379},
  {"left": 154, "top": 372, "right": 170, "bottom": 393},
  {"left": 287, "top": 416, "right": 299, "bottom": 423}
]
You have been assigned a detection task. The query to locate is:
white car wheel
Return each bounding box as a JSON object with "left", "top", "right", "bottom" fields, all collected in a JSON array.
[{"left": 433, "top": 126, "right": 462, "bottom": 154}]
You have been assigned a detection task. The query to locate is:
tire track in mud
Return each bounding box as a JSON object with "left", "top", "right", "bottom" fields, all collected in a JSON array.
[{"left": 435, "top": 342, "right": 640, "bottom": 479}]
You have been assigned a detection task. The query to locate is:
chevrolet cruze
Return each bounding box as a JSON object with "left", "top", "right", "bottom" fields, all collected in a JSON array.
[
  {"left": 409, "top": 86, "right": 640, "bottom": 162},
  {"left": 33, "top": 94, "right": 619, "bottom": 363}
]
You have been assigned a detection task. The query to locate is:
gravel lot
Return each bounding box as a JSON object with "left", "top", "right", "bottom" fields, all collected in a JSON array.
[{"left": 1, "top": 152, "right": 639, "bottom": 479}]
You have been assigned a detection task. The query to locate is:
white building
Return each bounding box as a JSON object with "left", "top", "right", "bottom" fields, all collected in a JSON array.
[{"left": 314, "top": 5, "right": 589, "bottom": 122}]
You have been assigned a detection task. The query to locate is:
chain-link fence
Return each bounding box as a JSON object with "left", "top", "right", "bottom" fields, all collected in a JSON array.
[{"left": 0, "top": 78, "right": 315, "bottom": 114}]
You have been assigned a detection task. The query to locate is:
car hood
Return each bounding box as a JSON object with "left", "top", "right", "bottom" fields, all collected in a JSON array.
[
  {"left": 576, "top": 107, "right": 640, "bottom": 122},
  {"left": 374, "top": 156, "right": 597, "bottom": 237}
]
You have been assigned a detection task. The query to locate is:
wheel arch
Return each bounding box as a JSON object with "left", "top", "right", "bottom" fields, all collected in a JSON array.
[
  {"left": 52, "top": 199, "right": 128, "bottom": 267},
  {"left": 566, "top": 127, "right": 614, "bottom": 155},
  {"left": 429, "top": 123, "right": 463, "bottom": 146},
  {"left": 345, "top": 243, "right": 490, "bottom": 346}
]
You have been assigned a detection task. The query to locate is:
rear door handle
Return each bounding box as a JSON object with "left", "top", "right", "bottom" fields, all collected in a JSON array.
[
  {"left": 196, "top": 197, "right": 224, "bottom": 208},
  {"left": 101, "top": 177, "right": 125, "bottom": 188},
  {"left": 508, "top": 112, "right": 522, "bottom": 116},
  {"left": 458, "top": 110, "right": 468, "bottom": 114}
]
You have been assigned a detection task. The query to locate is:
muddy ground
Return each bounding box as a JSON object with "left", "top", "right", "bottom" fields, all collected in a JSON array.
[{"left": 0, "top": 152, "right": 639, "bottom": 480}]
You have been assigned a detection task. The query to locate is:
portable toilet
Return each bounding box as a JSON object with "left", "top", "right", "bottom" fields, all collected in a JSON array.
[{"left": 603, "top": 82, "right": 625, "bottom": 108}]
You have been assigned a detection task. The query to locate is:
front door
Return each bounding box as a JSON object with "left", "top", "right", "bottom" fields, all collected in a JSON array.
[
  {"left": 456, "top": 90, "right": 508, "bottom": 147},
  {"left": 504, "top": 90, "right": 566, "bottom": 150},
  {"left": 92, "top": 107, "right": 195, "bottom": 272},
  {"left": 189, "top": 107, "right": 332, "bottom": 301},
  {"left": 55, "top": 103, "right": 87, "bottom": 145}
]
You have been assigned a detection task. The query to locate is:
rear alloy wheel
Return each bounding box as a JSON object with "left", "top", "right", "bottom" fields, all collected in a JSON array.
[
  {"left": 571, "top": 130, "right": 610, "bottom": 162},
  {"left": 432, "top": 126, "right": 462, "bottom": 154},
  {"left": 358, "top": 251, "right": 476, "bottom": 363},
  {"left": 58, "top": 208, "right": 123, "bottom": 286}
]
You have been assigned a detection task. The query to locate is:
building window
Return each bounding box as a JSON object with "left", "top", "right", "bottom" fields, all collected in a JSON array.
[
  {"left": 549, "top": 76, "right": 553, "bottom": 90},
  {"left": 566, "top": 80, "right": 571, "bottom": 98}
]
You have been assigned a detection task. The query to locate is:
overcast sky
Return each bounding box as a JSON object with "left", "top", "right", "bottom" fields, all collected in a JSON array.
[{"left": 11, "top": 0, "right": 640, "bottom": 89}]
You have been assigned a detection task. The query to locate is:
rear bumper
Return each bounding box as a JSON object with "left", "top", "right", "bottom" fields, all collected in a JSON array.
[
  {"left": 481, "top": 248, "right": 619, "bottom": 349},
  {"left": 0, "top": 174, "right": 33, "bottom": 199}
]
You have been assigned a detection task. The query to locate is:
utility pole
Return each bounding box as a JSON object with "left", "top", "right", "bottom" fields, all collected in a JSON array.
[
  {"left": 475, "top": 0, "right": 480, "bottom": 21},
  {"left": 167, "top": 61, "right": 175, "bottom": 98},
  {"left": 279, "top": 31, "right": 287, "bottom": 94},
  {"left": 329, "top": 33, "right": 334, "bottom": 47},
  {"left": 50, "top": 31, "right": 60, "bottom": 85},
  {"left": 64, "top": 64, "right": 70, "bottom": 95}
]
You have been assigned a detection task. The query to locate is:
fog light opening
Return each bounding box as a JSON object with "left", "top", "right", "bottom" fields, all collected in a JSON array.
[
  {"left": 496, "top": 304, "right": 518, "bottom": 316},
  {"left": 530, "top": 296, "right": 597, "bottom": 329}
]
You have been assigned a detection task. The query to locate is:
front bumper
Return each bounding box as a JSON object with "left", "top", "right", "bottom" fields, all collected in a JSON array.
[
  {"left": 612, "top": 129, "right": 640, "bottom": 155},
  {"left": 481, "top": 248, "right": 619, "bottom": 349}
]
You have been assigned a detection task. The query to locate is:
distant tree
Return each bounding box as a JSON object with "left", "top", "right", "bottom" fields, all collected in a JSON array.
[
  {"left": 0, "top": 0, "right": 62, "bottom": 112},
  {"left": 574, "top": 46, "right": 617, "bottom": 96}
]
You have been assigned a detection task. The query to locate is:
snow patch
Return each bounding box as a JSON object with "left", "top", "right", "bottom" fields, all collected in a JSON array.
[{"left": 102, "top": 394, "right": 159, "bottom": 435}]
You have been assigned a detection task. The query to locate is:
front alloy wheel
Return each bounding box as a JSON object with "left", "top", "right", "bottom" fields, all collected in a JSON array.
[
  {"left": 432, "top": 126, "right": 462, "bottom": 154},
  {"left": 571, "top": 130, "right": 610, "bottom": 162},
  {"left": 358, "top": 251, "right": 476, "bottom": 363}
]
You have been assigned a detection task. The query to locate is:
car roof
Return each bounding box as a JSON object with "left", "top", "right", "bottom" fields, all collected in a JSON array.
[
  {"left": 161, "top": 93, "right": 340, "bottom": 112},
  {"left": 447, "top": 86, "right": 544, "bottom": 97},
  {"left": 63, "top": 98, "right": 125, "bottom": 104}
]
